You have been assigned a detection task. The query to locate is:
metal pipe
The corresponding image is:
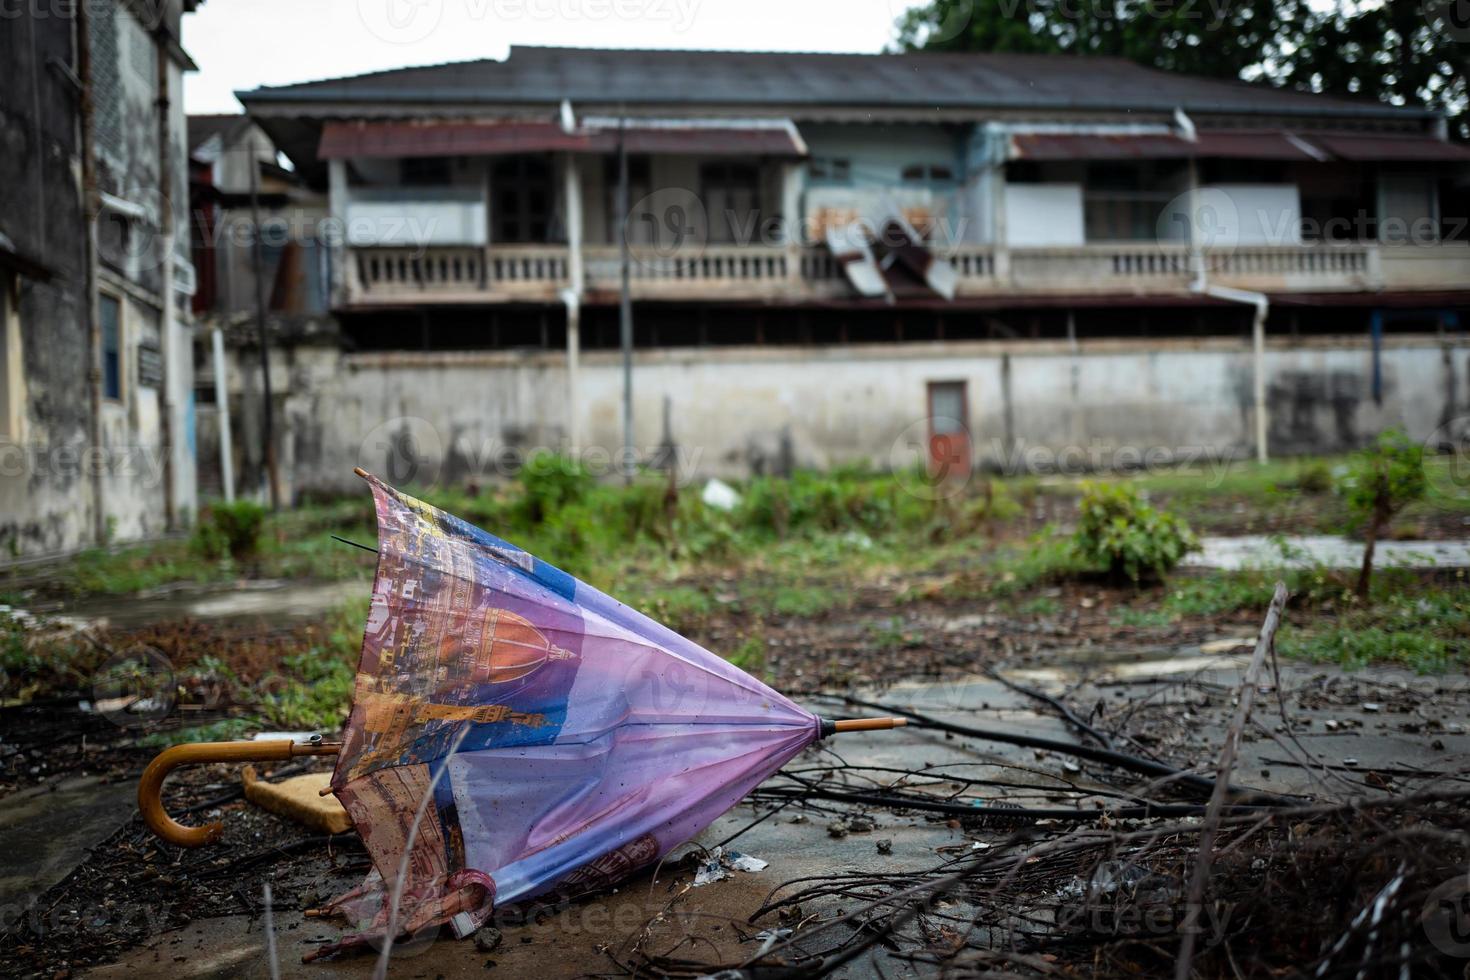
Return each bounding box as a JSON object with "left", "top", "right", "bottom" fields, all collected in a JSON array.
[
  {"left": 617, "top": 113, "right": 633, "bottom": 485},
  {"left": 1195, "top": 281, "right": 1270, "bottom": 464},
  {"left": 211, "top": 327, "right": 235, "bottom": 501},
  {"left": 75, "top": 0, "right": 105, "bottom": 546},
  {"left": 153, "top": 16, "right": 176, "bottom": 530},
  {"left": 248, "top": 157, "right": 280, "bottom": 509},
  {"left": 560, "top": 130, "right": 584, "bottom": 450},
  {"left": 137, "top": 739, "right": 340, "bottom": 847}
]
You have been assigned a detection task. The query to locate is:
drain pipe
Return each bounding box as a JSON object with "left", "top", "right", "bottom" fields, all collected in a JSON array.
[
  {"left": 1184, "top": 143, "right": 1269, "bottom": 465},
  {"left": 76, "top": 1, "right": 106, "bottom": 544},
  {"left": 559, "top": 100, "right": 584, "bottom": 449}
]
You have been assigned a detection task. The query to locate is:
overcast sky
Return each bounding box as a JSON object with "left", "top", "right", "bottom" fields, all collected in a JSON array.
[{"left": 182, "top": 0, "right": 930, "bottom": 114}]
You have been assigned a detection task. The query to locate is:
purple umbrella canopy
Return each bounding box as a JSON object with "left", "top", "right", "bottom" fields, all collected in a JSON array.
[{"left": 307, "top": 472, "right": 840, "bottom": 959}]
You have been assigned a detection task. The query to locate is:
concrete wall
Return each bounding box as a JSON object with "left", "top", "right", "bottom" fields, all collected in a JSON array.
[{"left": 198, "top": 334, "right": 1468, "bottom": 499}]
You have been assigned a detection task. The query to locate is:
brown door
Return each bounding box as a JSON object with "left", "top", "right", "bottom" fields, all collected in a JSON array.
[{"left": 926, "top": 381, "right": 971, "bottom": 487}]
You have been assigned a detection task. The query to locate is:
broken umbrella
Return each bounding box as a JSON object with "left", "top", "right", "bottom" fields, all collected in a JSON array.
[{"left": 137, "top": 469, "right": 905, "bottom": 959}]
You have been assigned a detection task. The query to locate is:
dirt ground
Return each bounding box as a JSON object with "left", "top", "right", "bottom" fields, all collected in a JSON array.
[{"left": 2, "top": 566, "right": 1469, "bottom": 978}]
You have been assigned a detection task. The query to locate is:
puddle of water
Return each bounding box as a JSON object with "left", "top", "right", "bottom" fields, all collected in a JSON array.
[{"left": 32, "top": 579, "right": 368, "bottom": 630}]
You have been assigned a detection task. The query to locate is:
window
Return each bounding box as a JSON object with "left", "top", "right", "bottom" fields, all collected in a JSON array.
[
  {"left": 100, "top": 294, "right": 122, "bottom": 401},
  {"left": 809, "top": 157, "right": 851, "bottom": 183},
  {"left": 700, "top": 163, "right": 760, "bottom": 244},
  {"left": 605, "top": 155, "right": 651, "bottom": 244},
  {"left": 401, "top": 156, "right": 452, "bottom": 186},
  {"left": 1083, "top": 164, "right": 1170, "bottom": 242},
  {"left": 902, "top": 164, "right": 954, "bottom": 183},
  {"left": 0, "top": 273, "right": 21, "bottom": 440},
  {"left": 492, "top": 156, "right": 553, "bottom": 243}
]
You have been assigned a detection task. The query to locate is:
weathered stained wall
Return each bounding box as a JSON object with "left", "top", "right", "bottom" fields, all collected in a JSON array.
[
  {"left": 197, "top": 334, "right": 1468, "bottom": 499},
  {"left": 0, "top": 1, "right": 197, "bottom": 558},
  {"left": 0, "top": 8, "right": 93, "bottom": 556}
]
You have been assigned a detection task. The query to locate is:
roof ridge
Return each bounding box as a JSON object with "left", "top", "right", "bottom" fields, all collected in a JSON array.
[
  {"left": 505, "top": 43, "right": 1135, "bottom": 62},
  {"left": 242, "top": 54, "right": 509, "bottom": 95}
]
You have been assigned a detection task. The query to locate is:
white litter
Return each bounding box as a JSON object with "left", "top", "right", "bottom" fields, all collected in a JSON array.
[
  {"left": 701, "top": 478, "right": 742, "bottom": 512},
  {"left": 691, "top": 846, "right": 768, "bottom": 886}
]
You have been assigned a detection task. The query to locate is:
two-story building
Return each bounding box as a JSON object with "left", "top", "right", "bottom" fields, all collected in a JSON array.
[{"left": 237, "top": 46, "right": 1470, "bottom": 490}]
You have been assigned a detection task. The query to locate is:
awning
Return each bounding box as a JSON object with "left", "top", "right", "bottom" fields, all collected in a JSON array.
[
  {"left": 1011, "top": 131, "right": 1322, "bottom": 162},
  {"left": 1307, "top": 133, "right": 1470, "bottom": 163},
  {"left": 319, "top": 121, "right": 592, "bottom": 159},
  {"left": 318, "top": 119, "right": 806, "bottom": 160}
]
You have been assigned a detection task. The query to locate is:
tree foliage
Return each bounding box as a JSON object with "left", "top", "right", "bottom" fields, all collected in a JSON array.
[{"left": 896, "top": 0, "right": 1468, "bottom": 136}]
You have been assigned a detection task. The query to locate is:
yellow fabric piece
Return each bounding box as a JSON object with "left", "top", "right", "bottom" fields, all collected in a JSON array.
[{"left": 242, "top": 767, "right": 354, "bottom": 835}]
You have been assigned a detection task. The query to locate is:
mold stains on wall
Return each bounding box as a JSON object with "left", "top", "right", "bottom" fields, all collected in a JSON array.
[{"left": 1267, "top": 369, "right": 1368, "bottom": 454}]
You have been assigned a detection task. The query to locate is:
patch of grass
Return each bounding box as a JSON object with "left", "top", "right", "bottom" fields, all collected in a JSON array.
[
  {"left": 1111, "top": 607, "right": 1174, "bottom": 628},
  {"left": 724, "top": 633, "right": 767, "bottom": 677},
  {"left": 630, "top": 584, "right": 718, "bottom": 633},
  {"left": 260, "top": 600, "right": 366, "bottom": 731},
  {"left": 140, "top": 717, "right": 259, "bottom": 748},
  {"left": 1016, "top": 595, "right": 1061, "bottom": 617},
  {"left": 1278, "top": 625, "right": 1455, "bottom": 673}
]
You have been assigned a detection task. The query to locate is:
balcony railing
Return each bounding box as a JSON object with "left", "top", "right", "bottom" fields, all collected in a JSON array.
[{"left": 344, "top": 241, "right": 1466, "bottom": 306}]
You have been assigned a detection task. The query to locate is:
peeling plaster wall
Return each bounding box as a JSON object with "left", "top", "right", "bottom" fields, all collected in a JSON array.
[
  {"left": 198, "top": 335, "right": 1468, "bottom": 499},
  {"left": 0, "top": 2, "right": 196, "bottom": 558},
  {"left": 0, "top": 9, "right": 92, "bottom": 556}
]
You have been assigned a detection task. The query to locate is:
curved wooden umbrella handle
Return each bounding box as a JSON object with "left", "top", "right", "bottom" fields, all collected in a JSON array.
[{"left": 138, "top": 739, "right": 341, "bottom": 847}]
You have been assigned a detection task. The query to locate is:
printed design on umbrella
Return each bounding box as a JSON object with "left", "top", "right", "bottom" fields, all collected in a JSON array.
[
  {"left": 336, "top": 487, "right": 585, "bottom": 784},
  {"left": 316, "top": 474, "right": 823, "bottom": 961}
]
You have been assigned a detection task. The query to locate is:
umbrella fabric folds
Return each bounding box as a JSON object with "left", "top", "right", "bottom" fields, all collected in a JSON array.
[{"left": 313, "top": 474, "right": 820, "bottom": 957}]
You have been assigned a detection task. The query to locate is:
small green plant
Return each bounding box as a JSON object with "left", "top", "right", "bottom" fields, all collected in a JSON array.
[
  {"left": 1292, "top": 461, "right": 1334, "bottom": 494},
  {"left": 1070, "top": 482, "right": 1197, "bottom": 583},
  {"left": 193, "top": 499, "right": 268, "bottom": 562},
  {"left": 1340, "top": 429, "right": 1426, "bottom": 599},
  {"left": 516, "top": 452, "right": 596, "bottom": 525}
]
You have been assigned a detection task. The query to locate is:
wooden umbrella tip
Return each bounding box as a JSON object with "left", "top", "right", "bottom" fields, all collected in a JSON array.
[
  {"left": 353, "top": 466, "right": 370, "bottom": 480},
  {"left": 831, "top": 716, "right": 909, "bottom": 733}
]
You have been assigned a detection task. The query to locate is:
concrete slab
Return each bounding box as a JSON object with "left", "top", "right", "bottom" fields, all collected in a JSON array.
[
  {"left": 1184, "top": 534, "right": 1470, "bottom": 570},
  {"left": 0, "top": 776, "right": 136, "bottom": 915}
]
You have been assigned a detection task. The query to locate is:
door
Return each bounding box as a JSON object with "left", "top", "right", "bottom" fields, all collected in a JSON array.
[{"left": 926, "top": 381, "right": 971, "bottom": 486}]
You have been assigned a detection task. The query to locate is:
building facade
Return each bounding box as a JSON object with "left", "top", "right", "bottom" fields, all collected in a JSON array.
[
  {"left": 234, "top": 47, "right": 1470, "bottom": 492},
  {"left": 1, "top": 0, "right": 201, "bottom": 558}
]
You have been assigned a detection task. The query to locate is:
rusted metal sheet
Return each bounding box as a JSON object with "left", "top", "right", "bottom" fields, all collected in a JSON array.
[
  {"left": 1308, "top": 133, "right": 1470, "bottom": 162},
  {"left": 825, "top": 224, "right": 891, "bottom": 301},
  {"left": 1013, "top": 129, "right": 1470, "bottom": 164},
  {"left": 318, "top": 119, "right": 805, "bottom": 160},
  {"left": 879, "top": 215, "right": 957, "bottom": 301}
]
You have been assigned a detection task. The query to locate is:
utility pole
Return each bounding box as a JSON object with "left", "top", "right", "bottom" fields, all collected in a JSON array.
[
  {"left": 76, "top": 1, "right": 106, "bottom": 545},
  {"left": 617, "top": 114, "right": 634, "bottom": 485},
  {"left": 154, "top": 21, "right": 176, "bottom": 530},
  {"left": 248, "top": 154, "right": 280, "bottom": 508}
]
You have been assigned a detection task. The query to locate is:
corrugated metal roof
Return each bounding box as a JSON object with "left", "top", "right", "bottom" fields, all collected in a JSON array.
[
  {"left": 1310, "top": 133, "right": 1470, "bottom": 162},
  {"left": 242, "top": 45, "right": 1434, "bottom": 121},
  {"left": 1013, "top": 131, "right": 1325, "bottom": 161},
  {"left": 317, "top": 119, "right": 806, "bottom": 160},
  {"left": 1011, "top": 130, "right": 1468, "bottom": 162}
]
